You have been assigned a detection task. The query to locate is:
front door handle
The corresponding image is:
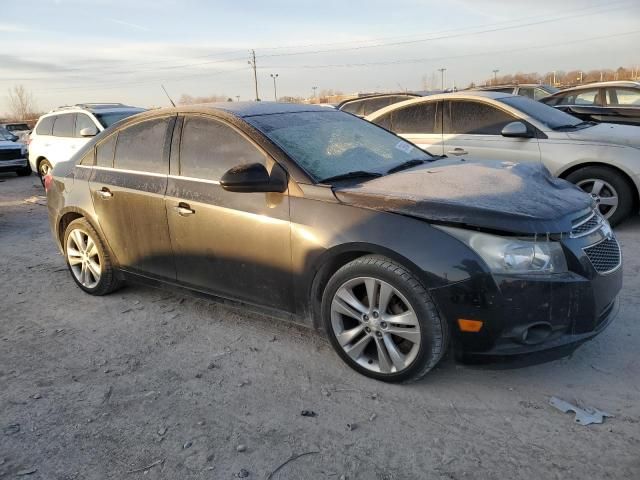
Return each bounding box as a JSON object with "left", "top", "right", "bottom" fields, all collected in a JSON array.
[
  {"left": 174, "top": 202, "right": 195, "bottom": 216},
  {"left": 447, "top": 147, "right": 468, "bottom": 156},
  {"left": 96, "top": 187, "right": 113, "bottom": 199}
]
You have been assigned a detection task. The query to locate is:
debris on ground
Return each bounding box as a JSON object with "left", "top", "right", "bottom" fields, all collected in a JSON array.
[
  {"left": 16, "top": 467, "right": 37, "bottom": 476},
  {"left": 236, "top": 444, "right": 246, "bottom": 452},
  {"left": 126, "top": 459, "right": 164, "bottom": 474},
  {"left": 183, "top": 441, "right": 193, "bottom": 449},
  {"left": 157, "top": 427, "right": 167, "bottom": 436},
  {"left": 369, "top": 413, "right": 377, "bottom": 422},
  {"left": 346, "top": 423, "right": 356, "bottom": 431},
  {"left": 236, "top": 468, "right": 250, "bottom": 478},
  {"left": 549, "top": 397, "right": 614, "bottom": 426},
  {"left": 3, "top": 424, "right": 20, "bottom": 435},
  {"left": 301, "top": 410, "right": 317, "bottom": 417},
  {"left": 266, "top": 451, "right": 320, "bottom": 480}
]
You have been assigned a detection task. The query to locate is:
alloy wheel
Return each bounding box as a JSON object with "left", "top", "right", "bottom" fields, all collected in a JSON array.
[
  {"left": 576, "top": 178, "right": 619, "bottom": 220},
  {"left": 330, "top": 276, "right": 421, "bottom": 374},
  {"left": 66, "top": 228, "right": 101, "bottom": 289},
  {"left": 39, "top": 161, "right": 51, "bottom": 177}
]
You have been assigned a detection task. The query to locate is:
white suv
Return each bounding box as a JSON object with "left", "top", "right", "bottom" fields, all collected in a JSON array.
[{"left": 29, "top": 103, "right": 145, "bottom": 177}]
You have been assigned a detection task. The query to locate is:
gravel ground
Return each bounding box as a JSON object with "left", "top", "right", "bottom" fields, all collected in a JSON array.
[{"left": 1, "top": 173, "right": 639, "bottom": 480}]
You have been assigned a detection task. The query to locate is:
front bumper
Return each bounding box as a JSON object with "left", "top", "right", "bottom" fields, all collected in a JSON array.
[
  {"left": 0, "top": 158, "right": 28, "bottom": 170},
  {"left": 430, "top": 229, "right": 623, "bottom": 356}
]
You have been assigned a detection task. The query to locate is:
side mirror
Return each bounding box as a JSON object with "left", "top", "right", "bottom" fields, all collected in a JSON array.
[
  {"left": 220, "top": 162, "right": 287, "bottom": 193},
  {"left": 501, "top": 121, "right": 533, "bottom": 138},
  {"left": 80, "top": 126, "right": 98, "bottom": 137}
]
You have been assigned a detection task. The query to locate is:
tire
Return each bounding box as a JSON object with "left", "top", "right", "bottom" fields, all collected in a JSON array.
[
  {"left": 16, "top": 165, "right": 32, "bottom": 176},
  {"left": 63, "top": 218, "right": 121, "bottom": 295},
  {"left": 321, "top": 255, "right": 448, "bottom": 383},
  {"left": 566, "top": 166, "right": 634, "bottom": 227},
  {"left": 37, "top": 158, "right": 52, "bottom": 185}
]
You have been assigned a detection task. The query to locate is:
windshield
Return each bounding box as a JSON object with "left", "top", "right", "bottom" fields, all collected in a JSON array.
[
  {"left": 247, "top": 111, "right": 433, "bottom": 182},
  {"left": 0, "top": 131, "right": 16, "bottom": 141},
  {"left": 94, "top": 110, "right": 144, "bottom": 128},
  {"left": 498, "top": 95, "right": 583, "bottom": 129}
]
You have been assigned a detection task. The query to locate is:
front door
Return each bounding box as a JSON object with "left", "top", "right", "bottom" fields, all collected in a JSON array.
[
  {"left": 89, "top": 116, "right": 176, "bottom": 279},
  {"left": 442, "top": 100, "right": 541, "bottom": 163},
  {"left": 166, "top": 114, "right": 293, "bottom": 311}
]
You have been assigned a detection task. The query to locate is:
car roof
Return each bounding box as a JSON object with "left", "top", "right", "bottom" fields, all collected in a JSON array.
[
  {"left": 556, "top": 81, "right": 640, "bottom": 92},
  {"left": 337, "top": 93, "right": 420, "bottom": 108},
  {"left": 45, "top": 103, "right": 145, "bottom": 116},
  {"left": 135, "top": 102, "right": 335, "bottom": 119}
]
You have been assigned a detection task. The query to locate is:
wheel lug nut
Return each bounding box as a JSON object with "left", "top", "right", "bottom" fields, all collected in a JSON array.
[
  {"left": 376, "top": 331, "right": 382, "bottom": 338},
  {"left": 363, "top": 315, "right": 369, "bottom": 322},
  {"left": 381, "top": 322, "right": 387, "bottom": 329},
  {"left": 373, "top": 311, "right": 379, "bottom": 318},
  {"left": 365, "top": 327, "right": 371, "bottom": 333}
]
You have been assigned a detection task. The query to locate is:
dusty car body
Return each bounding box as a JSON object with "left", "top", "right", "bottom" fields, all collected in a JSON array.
[{"left": 45, "top": 103, "right": 622, "bottom": 382}]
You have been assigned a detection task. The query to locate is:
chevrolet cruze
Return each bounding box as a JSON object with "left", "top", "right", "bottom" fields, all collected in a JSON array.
[{"left": 44, "top": 103, "right": 622, "bottom": 382}]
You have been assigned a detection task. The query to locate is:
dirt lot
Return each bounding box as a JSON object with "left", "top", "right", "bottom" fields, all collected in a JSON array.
[{"left": 1, "top": 172, "right": 639, "bottom": 480}]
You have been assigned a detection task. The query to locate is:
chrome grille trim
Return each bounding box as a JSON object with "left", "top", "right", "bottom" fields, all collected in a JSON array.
[
  {"left": 571, "top": 210, "right": 603, "bottom": 238},
  {"left": 583, "top": 237, "right": 622, "bottom": 275}
]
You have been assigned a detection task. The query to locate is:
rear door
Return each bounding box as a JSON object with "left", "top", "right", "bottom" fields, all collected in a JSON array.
[
  {"left": 165, "top": 114, "right": 293, "bottom": 311},
  {"left": 50, "top": 113, "right": 76, "bottom": 164},
  {"left": 89, "top": 115, "right": 176, "bottom": 279},
  {"left": 372, "top": 101, "right": 444, "bottom": 155},
  {"left": 442, "top": 100, "right": 541, "bottom": 162}
]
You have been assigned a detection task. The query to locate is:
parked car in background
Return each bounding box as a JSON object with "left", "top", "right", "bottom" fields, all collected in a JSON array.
[
  {"left": 338, "top": 93, "right": 421, "bottom": 117},
  {"left": 45, "top": 103, "right": 621, "bottom": 382},
  {"left": 29, "top": 103, "right": 145, "bottom": 178},
  {"left": 367, "top": 92, "right": 640, "bottom": 225},
  {"left": 540, "top": 81, "right": 640, "bottom": 126},
  {"left": 1, "top": 122, "right": 31, "bottom": 143},
  {"left": 0, "top": 130, "right": 30, "bottom": 176},
  {"left": 472, "top": 84, "right": 559, "bottom": 101},
  {"left": 0, "top": 126, "right": 19, "bottom": 142}
]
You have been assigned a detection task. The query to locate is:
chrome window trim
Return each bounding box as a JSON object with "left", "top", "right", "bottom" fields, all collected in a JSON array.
[
  {"left": 75, "top": 164, "right": 168, "bottom": 177},
  {"left": 168, "top": 174, "right": 220, "bottom": 185}
]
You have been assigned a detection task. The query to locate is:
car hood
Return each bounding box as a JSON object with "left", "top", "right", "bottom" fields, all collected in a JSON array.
[
  {"left": 0, "top": 140, "right": 21, "bottom": 149},
  {"left": 566, "top": 123, "right": 640, "bottom": 148},
  {"left": 333, "top": 159, "right": 593, "bottom": 234}
]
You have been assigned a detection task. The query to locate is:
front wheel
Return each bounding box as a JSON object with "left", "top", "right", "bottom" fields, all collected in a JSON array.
[
  {"left": 64, "top": 218, "right": 121, "bottom": 295},
  {"left": 566, "top": 166, "right": 633, "bottom": 226},
  {"left": 321, "top": 255, "right": 448, "bottom": 383}
]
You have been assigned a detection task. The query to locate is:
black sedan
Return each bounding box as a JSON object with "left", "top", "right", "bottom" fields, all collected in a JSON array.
[
  {"left": 541, "top": 81, "right": 640, "bottom": 126},
  {"left": 44, "top": 103, "right": 622, "bottom": 382}
]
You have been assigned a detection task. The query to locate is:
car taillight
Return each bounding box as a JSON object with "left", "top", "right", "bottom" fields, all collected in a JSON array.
[{"left": 43, "top": 173, "right": 53, "bottom": 192}]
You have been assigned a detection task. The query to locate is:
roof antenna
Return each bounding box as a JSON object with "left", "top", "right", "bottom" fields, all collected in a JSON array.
[{"left": 161, "top": 85, "right": 176, "bottom": 107}]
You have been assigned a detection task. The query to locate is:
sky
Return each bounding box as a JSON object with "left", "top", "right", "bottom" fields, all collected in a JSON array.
[{"left": 1, "top": 0, "right": 639, "bottom": 113}]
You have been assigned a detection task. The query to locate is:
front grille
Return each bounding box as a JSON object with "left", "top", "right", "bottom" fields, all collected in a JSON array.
[
  {"left": 584, "top": 237, "right": 621, "bottom": 274},
  {"left": 571, "top": 210, "right": 602, "bottom": 238},
  {"left": 0, "top": 149, "right": 22, "bottom": 161}
]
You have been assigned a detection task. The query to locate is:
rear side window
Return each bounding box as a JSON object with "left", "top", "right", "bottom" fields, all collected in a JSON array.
[
  {"left": 75, "top": 114, "right": 96, "bottom": 137},
  {"left": 389, "top": 102, "right": 439, "bottom": 134},
  {"left": 180, "top": 116, "right": 265, "bottom": 180},
  {"left": 79, "top": 148, "right": 96, "bottom": 166},
  {"left": 340, "top": 100, "right": 366, "bottom": 116},
  {"left": 446, "top": 101, "right": 515, "bottom": 135},
  {"left": 52, "top": 113, "right": 75, "bottom": 137},
  {"left": 96, "top": 134, "right": 117, "bottom": 168},
  {"left": 114, "top": 118, "right": 170, "bottom": 173},
  {"left": 35, "top": 116, "right": 55, "bottom": 135},
  {"left": 606, "top": 88, "right": 640, "bottom": 106}
]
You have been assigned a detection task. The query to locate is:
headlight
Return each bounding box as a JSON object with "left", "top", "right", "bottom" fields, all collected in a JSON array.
[{"left": 437, "top": 226, "right": 568, "bottom": 274}]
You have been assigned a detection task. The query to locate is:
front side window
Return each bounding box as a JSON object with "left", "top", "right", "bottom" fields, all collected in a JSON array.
[
  {"left": 340, "top": 100, "right": 366, "bottom": 117},
  {"left": 52, "top": 114, "right": 75, "bottom": 137},
  {"left": 446, "top": 101, "right": 515, "bottom": 135},
  {"left": 180, "top": 116, "right": 265, "bottom": 180},
  {"left": 96, "top": 134, "right": 117, "bottom": 168},
  {"left": 556, "top": 89, "right": 599, "bottom": 106},
  {"left": 606, "top": 88, "right": 640, "bottom": 106},
  {"left": 75, "top": 114, "right": 96, "bottom": 137},
  {"left": 35, "top": 116, "right": 55, "bottom": 135},
  {"left": 247, "top": 111, "right": 433, "bottom": 182},
  {"left": 499, "top": 95, "right": 582, "bottom": 130},
  {"left": 113, "top": 118, "right": 170, "bottom": 173}
]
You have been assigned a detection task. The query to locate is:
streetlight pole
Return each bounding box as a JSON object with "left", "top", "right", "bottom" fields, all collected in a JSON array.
[
  {"left": 270, "top": 73, "right": 279, "bottom": 101},
  {"left": 437, "top": 68, "right": 446, "bottom": 91},
  {"left": 492, "top": 69, "right": 499, "bottom": 85},
  {"left": 235, "top": 96, "right": 240, "bottom": 102},
  {"left": 312, "top": 86, "right": 318, "bottom": 102},
  {"left": 248, "top": 49, "right": 259, "bottom": 101}
]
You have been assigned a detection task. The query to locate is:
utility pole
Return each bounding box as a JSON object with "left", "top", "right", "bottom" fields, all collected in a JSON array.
[
  {"left": 270, "top": 73, "right": 279, "bottom": 101},
  {"left": 553, "top": 70, "right": 556, "bottom": 86},
  {"left": 235, "top": 95, "right": 240, "bottom": 102},
  {"left": 492, "top": 69, "right": 499, "bottom": 85},
  {"left": 438, "top": 68, "right": 446, "bottom": 91},
  {"left": 248, "top": 50, "right": 259, "bottom": 101},
  {"left": 312, "top": 86, "right": 318, "bottom": 102},
  {"left": 577, "top": 71, "right": 583, "bottom": 84}
]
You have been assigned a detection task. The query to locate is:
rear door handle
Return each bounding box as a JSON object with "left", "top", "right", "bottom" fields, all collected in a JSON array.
[
  {"left": 173, "top": 202, "right": 195, "bottom": 216},
  {"left": 96, "top": 187, "right": 113, "bottom": 199},
  {"left": 447, "top": 148, "right": 468, "bottom": 156}
]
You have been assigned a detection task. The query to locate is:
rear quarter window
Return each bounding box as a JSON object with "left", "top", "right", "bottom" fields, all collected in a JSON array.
[{"left": 35, "top": 116, "right": 55, "bottom": 135}]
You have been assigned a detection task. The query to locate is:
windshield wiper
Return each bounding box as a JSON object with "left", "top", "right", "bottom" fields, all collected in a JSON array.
[
  {"left": 319, "top": 170, "right": 382, "bottom": 184},
  {"left": 387, "top": 158, "right": 427, "bottom": 174}
]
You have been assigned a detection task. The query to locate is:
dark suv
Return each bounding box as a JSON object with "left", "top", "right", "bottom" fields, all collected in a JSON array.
[{"left": 44, "top": 103, "right": 622, "bottom": 382}]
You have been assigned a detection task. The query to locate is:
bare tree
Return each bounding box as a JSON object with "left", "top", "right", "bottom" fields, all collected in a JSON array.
[
  {"left": 177, "top": 93, "right": 229, "bottom": 105},
  {"left": 7, "top": 85, "right": 37, "bottom": 120}
]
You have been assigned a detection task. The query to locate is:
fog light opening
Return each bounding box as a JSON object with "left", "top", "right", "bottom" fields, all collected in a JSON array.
[{"left": 521, "top": 323, "right": 553, "bottom": 345}]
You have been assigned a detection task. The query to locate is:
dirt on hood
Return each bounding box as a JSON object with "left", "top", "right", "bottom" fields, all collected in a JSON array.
[{"left": 333, "top": 158, "right": 593, "bottom": 234}]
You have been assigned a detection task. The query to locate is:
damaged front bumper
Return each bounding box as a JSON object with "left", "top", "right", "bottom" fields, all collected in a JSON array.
[{"left": 430, "top": 228, "right": 623, "bottom": 357}]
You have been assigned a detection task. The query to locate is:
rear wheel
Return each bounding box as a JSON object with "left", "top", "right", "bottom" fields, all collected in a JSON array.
[
  {"left": 64, "top": 218, "right": 121, "bottom": 295},
  {"left": 566, "top": 166, "right": 633, "bottom": 226},
  {"left": 321, "top": 255, "right": 448, "bottom": 383}
]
